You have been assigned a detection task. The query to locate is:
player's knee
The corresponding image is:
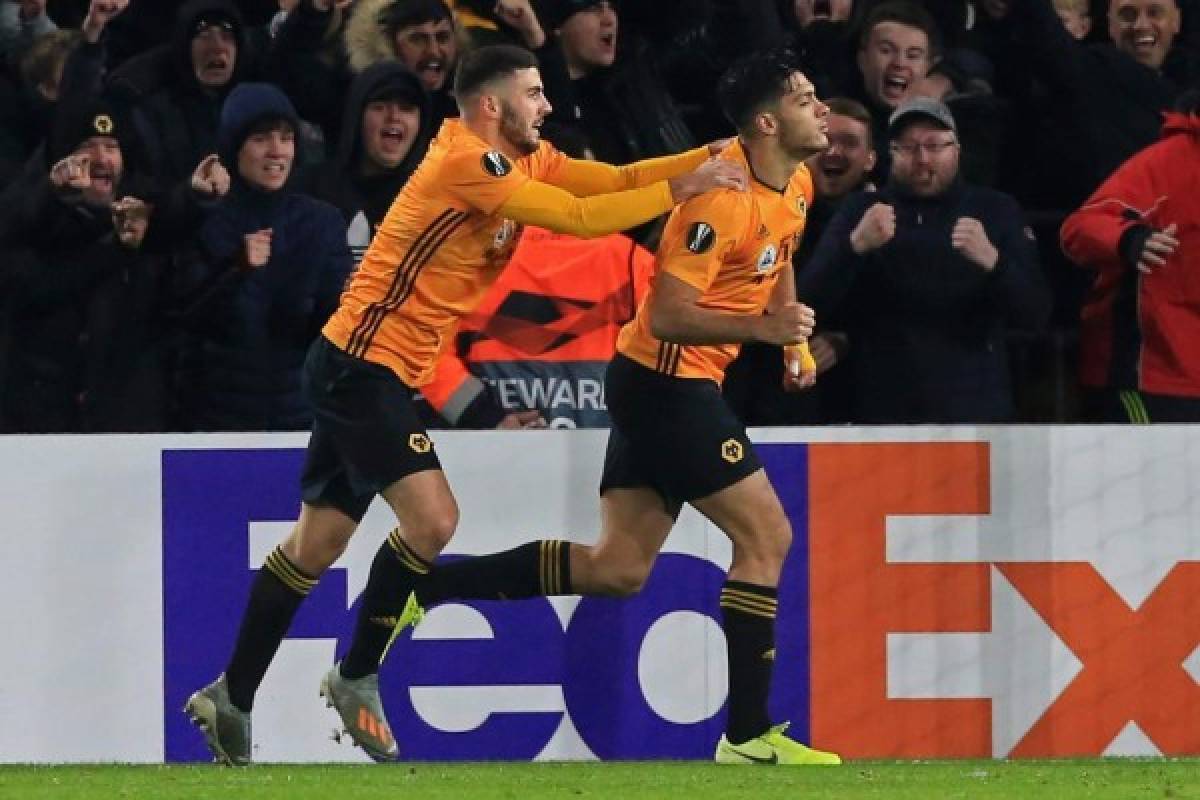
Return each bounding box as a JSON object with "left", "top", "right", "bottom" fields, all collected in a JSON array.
[
  {"left": 597, "top": 573, "right": 645, "bottom": 598},
  {"left": 574, "top": 542, "right": 654, "bottom": 597},
  {"left": 766, "top": 517, "right": 793, "bottom": 563},
  {"left": 595, "top": 563, "right": 652, "bottom": 597},
  {"left": 287, "top": 541, "right": 344, "bottom": 577},
  {"left": 429, "top": 509, "right": 460, "bottom": 548},
  {"left": 747, "top": 515, "right": 792, "bottom": 567},
  {"left": 413, "top": 507, "right": 459, "bottom": 551},
  {"left": 322, "top": 536, "right": 353, "bottom": 564},
  {"left": 286, "top": 518, "right": 355, "bottom": 575}
]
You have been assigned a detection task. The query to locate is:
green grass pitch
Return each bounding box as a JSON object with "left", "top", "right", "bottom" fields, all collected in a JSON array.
[{"left": 3, "top": 761, "right": 1200, "bottom": 800}]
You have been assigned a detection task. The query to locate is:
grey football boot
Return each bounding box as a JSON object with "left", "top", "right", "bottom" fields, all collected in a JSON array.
[
  {"left": 320, "top": 663, "right": 398, "bottom": 762},
  {"left": 183, "top": 674, "right": 252, "bottom": 766},
  {"left": 321, "top": 592, "right": 424, "bottom": 761}
]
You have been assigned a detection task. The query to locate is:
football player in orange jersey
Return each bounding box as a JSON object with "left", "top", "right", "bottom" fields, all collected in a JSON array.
[
  {"left": 184, "top": 43, "right": 748, "bottom": 765},
  {"left": 404, "top": 50, "right": 843, "bottom": 765}
]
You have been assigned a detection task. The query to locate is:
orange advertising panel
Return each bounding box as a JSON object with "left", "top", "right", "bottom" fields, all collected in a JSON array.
[
  {"left": 807, "top": 441, "right": 1200, "bottom": 758},
  {"left": 808, "top": 443, "right": 992, "bottom": 757}
]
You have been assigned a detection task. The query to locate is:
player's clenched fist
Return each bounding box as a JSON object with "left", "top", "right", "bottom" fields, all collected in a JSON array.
[
  {"left": 757, "top": 301, "right": 815, "bottom": 346},
  {"left": 668, "top": 158, "right": 748, "bottom": 203},
  {"left": 242, "top": 229, "right": 273, "bottom": 269},
  {"left": 850, "top": 202, "right": 895, "bottom": 254},
  {"left": 783, "top": 343, "right": 817, "bottom": 391},
  {"left": 951, "top": 216, "right": 998, "bottom": 270}
]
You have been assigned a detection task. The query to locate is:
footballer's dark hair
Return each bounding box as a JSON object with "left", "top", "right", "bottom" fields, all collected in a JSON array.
[
  {"left": 453, "top": 44, "right": 540, "bottom": 101},
  {"left": 717, "top": 49, "right": 804, "bottom": 134}
]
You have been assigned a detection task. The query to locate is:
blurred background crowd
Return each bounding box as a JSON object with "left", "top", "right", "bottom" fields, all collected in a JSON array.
[{"left": 2, "top": 0, "right": 1198, "bottom": 432}]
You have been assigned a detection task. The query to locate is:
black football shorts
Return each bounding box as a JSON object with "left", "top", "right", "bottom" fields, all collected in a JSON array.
[
  {"left": 299, "top": 336, "right": 442, "bottom": 522},
  {"left": 600, "top": 354, "right": 762, "bottom": 515}
]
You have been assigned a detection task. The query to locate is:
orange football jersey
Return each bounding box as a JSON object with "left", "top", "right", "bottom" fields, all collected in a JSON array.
[
  {"left": 323, "top": 120, "right": 563, "bottom": 386},
  {"left": 617, "top": 140, "right": 814, "bottom": 383},
  {"left": 322, "top": 119, "right": 703, "bottom": 386}
]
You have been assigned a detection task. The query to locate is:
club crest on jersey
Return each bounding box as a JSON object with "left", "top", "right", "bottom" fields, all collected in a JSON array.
[
  {"left": 686, "top": 222, "right": 716, "bottom": 254},
  {"left": 756, "top": 244, "right": 778, "bottom": 273},
  {"left": 482, "top": 151, "right": 512, "bottom": 177},
  {"left": 797, "top": 195, "right": 808, "bottom": 215}
]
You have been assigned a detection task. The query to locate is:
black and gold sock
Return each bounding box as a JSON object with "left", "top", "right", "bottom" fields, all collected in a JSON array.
[
  {"left": 420, "top": 540, "right": 573, "bottom": 606},
  {"left": 720, "top": 580, "right": 779, "bottom": 745},
  {"left": 224, "top": 545, "right": 318, "bottom": 712},
  {"left": 339, "top": 528, "right": 432, "bottom": 680}
]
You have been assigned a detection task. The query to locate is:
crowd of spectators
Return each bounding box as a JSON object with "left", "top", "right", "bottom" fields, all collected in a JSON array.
[{"left": 1, "top": 0, "right": 1198, "bottom": 432}]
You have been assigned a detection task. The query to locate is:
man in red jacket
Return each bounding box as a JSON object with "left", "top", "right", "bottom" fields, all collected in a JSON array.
[{"left": 1060, "top": 92, "right": 1200, "bottom": 422}]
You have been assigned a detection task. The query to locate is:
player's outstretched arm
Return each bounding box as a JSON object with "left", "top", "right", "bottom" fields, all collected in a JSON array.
[
  {"left": 547, "top": 139, "right": 739, "bottom": 197},
  {"left": 495, "top": 160, "right": 745, "bottom": 239}
]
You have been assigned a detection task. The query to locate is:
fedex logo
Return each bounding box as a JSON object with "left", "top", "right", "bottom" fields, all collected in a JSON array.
[
  {"left": 161, "top": 448, "right": 786, "bottom": 762},
  {"left": 804, "top": 443, "right": 1200, "bottom": 759},
  {"left": 161, "top": 441, "right": 1200, "bottom": 762}
]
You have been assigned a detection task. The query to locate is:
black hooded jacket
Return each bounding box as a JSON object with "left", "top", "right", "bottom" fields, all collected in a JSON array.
[
  {"left": 538, "top": 26, "right": 696, "bottom": 165},
  {"left": 104, "top": 0, "right": 255, "bottom": 184},
  {"left": 172, "top": 83, "right": 352, "bottom": 432},
  {"left": 0, "top": 139, "right": 179, "bottom": 433},
  {"left": 268, "top": 0, "right": 460, "bottom": 155},
  {"left": 306, "top": 62, "right": 433, "bottom": 261}
]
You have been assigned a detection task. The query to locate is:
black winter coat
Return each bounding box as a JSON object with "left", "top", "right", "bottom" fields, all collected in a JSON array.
[
  {"left": 1005, "top": 0, "right": 1200, "bottom": 205},
  {"left": 174, "top": 186, "right": 352, "bottom": 431},
  {"left": 0, "top": 173, "right": 176, "bottom": 432},
  {"left": 798, "top": 180, "right": 1050, "bottom": 423}
]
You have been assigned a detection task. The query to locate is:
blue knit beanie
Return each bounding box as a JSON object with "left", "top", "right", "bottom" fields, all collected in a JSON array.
[{"left": 217, "top": 82, "right": 301, "bottom": 167}]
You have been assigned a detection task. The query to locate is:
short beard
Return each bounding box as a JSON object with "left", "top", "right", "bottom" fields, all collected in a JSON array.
[
  {"left": 82, "top": 177, "right": 117, "bottom": 209},
  {"left": 499, "top": 103, "right": 538, "bottom": 156}
]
